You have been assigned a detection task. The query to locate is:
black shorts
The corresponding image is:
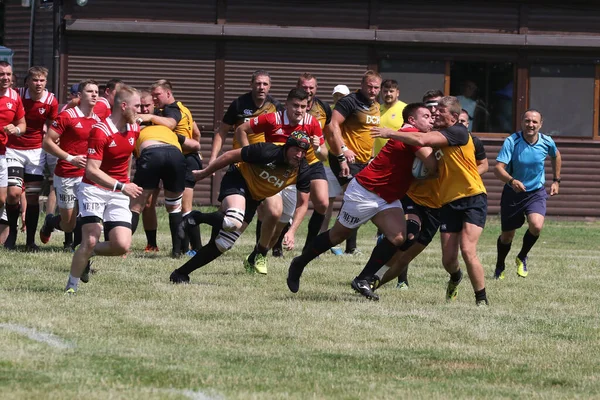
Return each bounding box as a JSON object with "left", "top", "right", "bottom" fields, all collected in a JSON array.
[
  {"left": 133, "top": 145, "right": 186, "bottom": 193},
  {"left": 328, "top": 152, "right": 368, "bottom": 187},
  {"left": 402, "top": 195, "right": 441, "bottom": 246},
  {"left": 440, "top": 193, "right": 488, "bottom": 233},
  {"left": 307, "top": 161, "right": 327, "bottom": 181},
  {"left": 217, "top": 165, "right": 261, "bottom": 224},
  {"left": 184, "top": 152, "right": 203, "bottom": 189},
  {"left": 500, "top": 186, "right": 548, "bottom": 232}
]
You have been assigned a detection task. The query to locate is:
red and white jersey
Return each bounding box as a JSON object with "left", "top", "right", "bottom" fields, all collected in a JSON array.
[
  {"left": 356, "top": 126, "right": 421, "bottom": 203},
  {"left": 83, "top": 118, "right": 140, "bottom": 188},
  {"left": 250, "top": 111, "right": 323, "bottom": 164},
  {"left": 9, "top": 88, "right": 59, "bottom": 150},
  {"left": 93, "top": 97, "right": 111, "bottom": 120},
  {"left": 0, "top": 88, "right": 26, "bottom": 155},
  {"left": 52, "top": 106, "right": 101, "bottom": 178}
]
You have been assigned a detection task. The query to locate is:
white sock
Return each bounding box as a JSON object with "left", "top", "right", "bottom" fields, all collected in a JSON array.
[
  {"left": 66, "top": 274, "right": 80, "bottom": 290},
  {"left": 375, "top": 265, "right": 390, "bottom": 278}
]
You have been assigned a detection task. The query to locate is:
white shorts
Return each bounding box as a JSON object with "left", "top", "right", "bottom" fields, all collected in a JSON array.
[
  {"left": 325, "top": 165, "right": 343, "bottom": 198},
  {"left": 45, "top": 151, "right": 58, "bottom": 176},
  {"left": 78, "top": 182, "right": 132, "bottom": 223},
  {"left": 337, "top": 179, "right": 402, "bottom": 229},
  {"left": 6, "top": 147, "right": 45, "bottom": 176},
  {"left": 277, "top": 185, "right": 297, "bottom": 224},
  {"left": 0, "top": 155, "right": 7, "bottom": 188},
  {"left": 54, "top": 175, "right": 82, "bottom": 209}
]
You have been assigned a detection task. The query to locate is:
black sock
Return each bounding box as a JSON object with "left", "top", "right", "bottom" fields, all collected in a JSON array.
[
  {"left": 255, "top": 219, "right": 262, "bottom": 244},
  {"left": 64, "top": 231, "right": 73, "bottom": 246},
  {"left": 496, "top": 236, "right": 512, "bottom": 269},
  {"left": 518, "top": 230, "right": 539, "bottom": 260},
  {"left": 345, "top": 229, "right": 358, "bottom": 253},
  {"left": 168, "top": 212, "right": 183, "bottom": 255},
  {"left": 186, "top": 223, "right": 202, "bottom": 251},
  {"left": 25, "top": 204, "right": 40, "bottom": 245},
  {"left": 50, "top": 214, "right": 62, "bottom": 230},
  {"left": 305, "top": 212, "right": 325, "bottom": 249},
  {"left": 73, "top": 217, "right": 83, "bottom": 248},
  {"left": 6, "top": 203, "right": 20, "bottom": 245},
  {"left": 145, "top": 229, "right": 157, "bottom": 248},
  {"left": 249, "top": 244, "right": 268, "bottom": 264},
  {"left": 131, "top": 211, "right": 140, "bottom": 234},
  {"left": 190, "top": 210, "right": 225, "bottom": 228},
  {"left": 177, "top": 240, "right": 222, "bottom": 275},
  {"left": 475, "top": 288, "right": 487, "bottom": 302},
  {"left": 274, "top": 223, "right": 289, "bottom": 251},
  {"left": 180, "top": 235, "right": 190, "bottom": 253},
  {"left": 357, "top": 237, "right": 398, "bottom": 280},
  {"left": 450, "top": 269, "right": 463, "bottom": 284},
  {"left": 297, "top": 231, "right": 333, "bottom": 266}
]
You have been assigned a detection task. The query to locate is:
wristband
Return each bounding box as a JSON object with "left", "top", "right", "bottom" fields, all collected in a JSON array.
[
  {"left": 15, "top": 127, "right": 21, "bottom": 136},
  {"left": 508, "top": 178, "right": 515, "bottom": 186},
  {"left": 341, "top": 144, "right": 348, "bottom": 152},
  {"left": 553, "top": 178, "right": 561, "bottom": 183},
  {"left": 113, "top": 181, "right": 124, "bottom": 192},
  {"left": 336, "top": 153, "right": 347, "bottom": 163},
  {"left": 65, "top": 155, "right": 75, "bottom": 163},
  {"left": 315, "top": 146, "right": 322, "bottom": 155}
]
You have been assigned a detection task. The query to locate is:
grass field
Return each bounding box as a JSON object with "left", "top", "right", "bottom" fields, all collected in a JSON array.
[{"left": 1, "top": 212, "right": 599, "bottom": 399}]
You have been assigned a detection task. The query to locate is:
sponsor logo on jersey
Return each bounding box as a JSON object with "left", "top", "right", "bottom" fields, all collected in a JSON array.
[
  {"left": 6, "top": 102, "right": 13, "bottom": 109},
  {"left": 109, "top": 140, "right": 117, "bottom": 148},
  {"left": 39, "top": 108, "right": 46, "bottom": 114},
  {"left": 128, "top": 137, "right": 134, "bottom": 146},
  {"left": 259, "top": 170, "right": 285, "bottom": 188},
  {"left": 434, "top": 149, "right": 444, "bottom": 160},
  {"left": 75, "top": 122, "right": 83, "bottom": 129},
  {"left": 88, "top": 148, "right": 96, "bottom": 154},
  {"left": 366, "top": 115, "right": 380, "bottom": 125}
]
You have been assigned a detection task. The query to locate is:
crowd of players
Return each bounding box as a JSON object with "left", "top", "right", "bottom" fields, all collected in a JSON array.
[{"left": 0, "top": 61, "right": 561, "bottom": 305}]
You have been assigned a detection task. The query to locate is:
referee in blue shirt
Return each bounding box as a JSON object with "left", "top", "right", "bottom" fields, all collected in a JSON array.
[{"left": 493, "top": 109, "right": 562, "bottom": 279}]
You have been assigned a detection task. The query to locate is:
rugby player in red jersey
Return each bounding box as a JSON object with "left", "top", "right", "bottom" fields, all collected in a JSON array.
[
  {"left": 65, "top": 86, "right": 143, "bottom": 294},
  {"left": 286, "top": 103, "right": 437, "bottom": 300},
  {"left": 4, "top": 66, "right": 58, "bottom": 250},
  {"left": 41, "top": 80, "right": 101, "bottom": 248},
  {"left": 0, "top": 61, "right": 26, "bottom": 243}
]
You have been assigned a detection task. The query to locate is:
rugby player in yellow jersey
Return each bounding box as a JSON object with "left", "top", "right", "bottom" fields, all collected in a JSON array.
[
  {"left": 372, "top": 96, "right": 489, "bottom": 306},
  {"left": 169, "top": 132, "right": 312, "bottom": 283},
  {"left": 137, "top": 80, "right": 202, "bottom": 256},
  {"left": 210, "top": 70, "right": 283, "bottom": 256},
  {"left": 374, "top": 79, "right": 406, "bottom": 156},
  {"left": 328, "top": 70, "right": 381, "bottom": 254}
]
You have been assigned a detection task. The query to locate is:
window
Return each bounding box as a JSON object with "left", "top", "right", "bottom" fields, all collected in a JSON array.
[
  {"left": 450, "top": 62, "right": 515, "bottom": 133},
  {"left": 380, "top": 60, "right": 445, "bottom": 104},
  {"left": 529, "top": 64, "right": 595, "bottom": 137}
]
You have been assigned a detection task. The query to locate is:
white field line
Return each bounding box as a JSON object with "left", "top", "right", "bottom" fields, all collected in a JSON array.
[
  {"left": 0, "top": 323, "right": 74, "bottom": 349},
  {"left": 179, "top": 390, "right": 224, "bottom": 400}
]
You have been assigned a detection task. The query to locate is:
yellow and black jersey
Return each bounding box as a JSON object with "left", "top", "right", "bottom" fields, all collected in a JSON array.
[
  {"left": 334, "top": 91, "right": 380, "bottom": 163},
  {"left": 237, "top": 142, "right": 310, "bottom": 201},
  {"left": 308, "top": 96, "right": 332, "bottom": 129},
  {"left": 135, "top": 125, "right": 182, "bottom": 157},
  {"left": 157, "top": 100, "right": 195, "bottom": 154},
  {"left": 223, "top": 92, "right": 283, "bottom": 149},
  {"left": 436, "top": 124, "right": 486, "bottom": 205}
]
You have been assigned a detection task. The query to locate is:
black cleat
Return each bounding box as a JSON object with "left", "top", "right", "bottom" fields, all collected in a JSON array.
[
  {"left": 286, "top": 257, "right": 305, "bottom": 293},
  {"left": 272, "top": 247, "right": 283, "bottom": 258},
  {"left": 351, "top": 277, "right": 380, "bottom": 301},
  {"left": 25, "top": 243, "right": 40, "bottom": 253},
  {"left": 170, "top": 269, "right": 190, "bottom": 284}
]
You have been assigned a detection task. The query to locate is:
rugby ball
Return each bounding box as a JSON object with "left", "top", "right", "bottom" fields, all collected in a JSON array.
[{"left": 412, "top": 158, "right": 430, "bottom": 179}]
